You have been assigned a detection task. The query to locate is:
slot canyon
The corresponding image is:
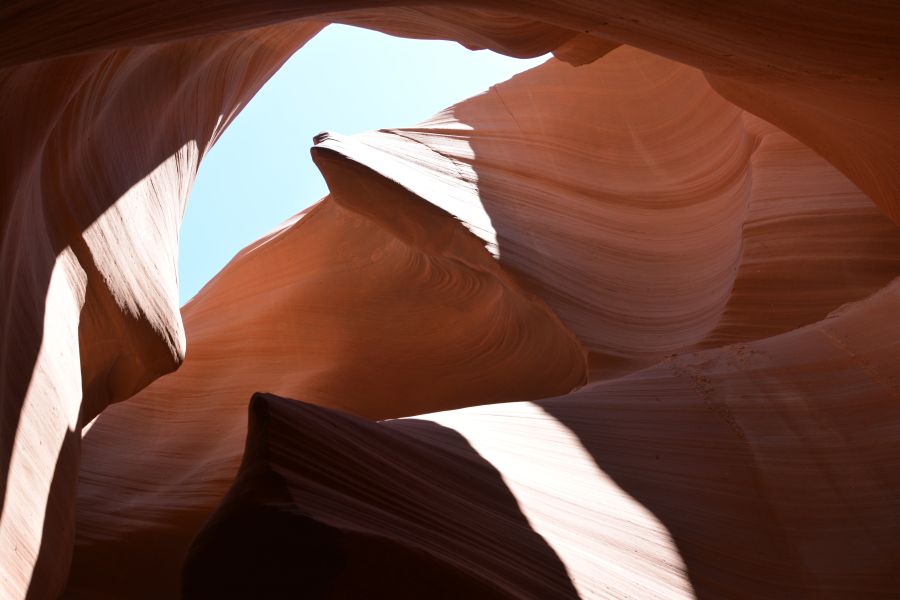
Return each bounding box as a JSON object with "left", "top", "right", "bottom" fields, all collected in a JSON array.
[{"left": 2, "top": 2, "right": 900, "bottom": 598}]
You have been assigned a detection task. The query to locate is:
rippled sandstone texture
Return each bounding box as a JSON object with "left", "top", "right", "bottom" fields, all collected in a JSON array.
[{"left": 1, "top": 3, "right": 900, "bottom": 599}]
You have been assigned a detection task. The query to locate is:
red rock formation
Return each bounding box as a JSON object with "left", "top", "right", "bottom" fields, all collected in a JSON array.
[
  {"left": 68, "top": 196, "right": 585, "bottom": 598},
  {"left": 1, "top": 3, "right": 899, "bottom": 599},
  {"left": 3, "top": 1, "right": 898, "bottom": 217},
  {"left": 0, "top": 22, "right": 323, "bottom": 599},
  {"left": 183, "top": 393, "right": 583, "bottom": 600},
  {"left": 187, "top": 271, "right": 900, "bottom": 596},
  {"left": 313, "top": 46, "right": 900, "bottom": 373},
  {"left": 69, "top": 45, "right": 900, "bottom": 597}
]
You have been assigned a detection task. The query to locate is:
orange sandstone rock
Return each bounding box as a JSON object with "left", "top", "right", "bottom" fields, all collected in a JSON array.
[{"left": 0, "top": 3, "right": 898, "bottom": 598}]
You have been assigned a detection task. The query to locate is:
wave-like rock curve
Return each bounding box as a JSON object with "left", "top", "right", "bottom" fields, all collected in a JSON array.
[
  {"left": 0, "top": 23, "right": 323, "bottom": 598},
  {"left": 68, "top": 195, "right": 585, "bottom": 598},
  {"left": 1, "top": 3, "right": 899, "bottom": 598},
  {"left": 314, "top": 46, "right": 900, "bottom": 372}
]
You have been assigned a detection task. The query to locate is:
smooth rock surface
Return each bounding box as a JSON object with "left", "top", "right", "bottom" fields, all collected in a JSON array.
[{"left": 0, "top": 3, "right": 898, "bottom": 598}]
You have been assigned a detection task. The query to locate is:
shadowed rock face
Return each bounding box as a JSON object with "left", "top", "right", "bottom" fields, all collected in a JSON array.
[
  {"left": 1, "top": 3, "right": 900, "bottom": 599},
  {"left": 182, "top": 393, "right": 580, "bottom": 600}
]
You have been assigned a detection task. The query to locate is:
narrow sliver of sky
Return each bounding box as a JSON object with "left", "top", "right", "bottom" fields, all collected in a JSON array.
[{"left": 178, "top": 24, "right": 548, "bottom": 305}]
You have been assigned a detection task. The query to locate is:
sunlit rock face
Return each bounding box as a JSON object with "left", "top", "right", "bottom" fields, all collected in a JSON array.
[{"left": 1, "top": 3, "right": 899, "bottom": 599}]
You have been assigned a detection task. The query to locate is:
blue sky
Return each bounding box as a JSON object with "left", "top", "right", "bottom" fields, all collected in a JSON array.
[{"left": 178, "top": 24, "right": 548, "bottom": 304}]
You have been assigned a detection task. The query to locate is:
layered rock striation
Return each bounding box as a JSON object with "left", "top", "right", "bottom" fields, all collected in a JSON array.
[{"left": 1, "top": 3, "right": 899, "bottom": 599}]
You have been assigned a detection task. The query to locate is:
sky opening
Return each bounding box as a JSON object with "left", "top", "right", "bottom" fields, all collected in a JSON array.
[{"left": 178, "top": 24, "right": 548, "bottom": 304}]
